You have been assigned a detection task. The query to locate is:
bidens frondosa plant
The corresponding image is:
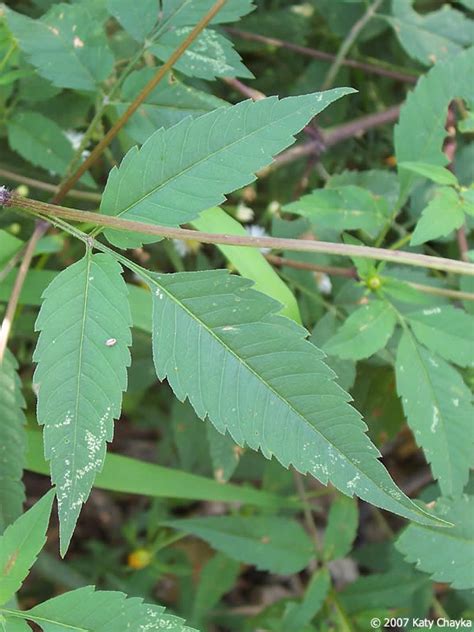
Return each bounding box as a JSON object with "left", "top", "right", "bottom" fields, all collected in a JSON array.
[{"left": 0, "top": 0, "right": 473, "bottom": 629}]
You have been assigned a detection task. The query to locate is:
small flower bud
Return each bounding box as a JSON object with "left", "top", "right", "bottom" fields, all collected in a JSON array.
[
  {"left": 15, "top": 185, "right": 29, "bottom": 197},
  {"left": 0, "top": 186, "right": 12, "bottom": 207}
]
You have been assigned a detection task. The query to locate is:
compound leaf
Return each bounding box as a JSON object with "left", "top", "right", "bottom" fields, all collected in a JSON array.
[
  {"left": 396, "top": 332, "right": 473, "bottom": 497},
  {"left": 406, "top": 306, "right": 474, "bottom": 368},
  {"left": 166, "top": 515, "right": 314, "bottom": 574},
  {"left": 323, "top": 300, "right": 397, "bottom": 361},
  {"left": 396, "top": 495, "right": 474, "bottom": 590},
  {"left": 33, "top": 252, "right": 132, "bottom": 555},
  {"left": 0, "top": 490, "right": 54, "bottom": 606},
  {"left": 22, "top": 585, "right": 193, "bottom": 632},
  {"left": 0, "top": 350, "right": 27, "bottom": 534},
  {"left": 100, "top": 89, "right": 355, "bottom": 249},
  {"left": 144, "top": 268, "right": 444, "bottom": 527},
  {"left": 5, "top": 2, "right": 114, "bottom": 91}
]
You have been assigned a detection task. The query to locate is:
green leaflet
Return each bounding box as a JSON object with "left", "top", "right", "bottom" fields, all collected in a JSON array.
[
  {"left": 398, "top": 162, "right": 459, "bottom": 187},
  {"left": 410, "top": 187, "right": 465, "bottom": 246},
  {"left": 396, "top": 332, "right": 473, "bottom": 497},
  {"left": 115, "top": 69, "right": 227, "bottom": 144},
  {"left": 0, "top": 490, "right": 54, "bottom": 606},
  {"left": 166, "top": 515, "right": 314, "bottom": 574},
  {"left": 396, "top": 495, "right": 474, "bottom": 590},
  {"left": 100, "top": 89, "right": 355, "bottom": 249},
  {"left": 284, "top": 185, "right": 390, "bottom": 239},
  {"left": 19, "top": 586, "right": 194, "bottom": 632},
  {"left": 0, "top": 350, "right": 26, "bottom": 534},
  {"left": 5, "top": 2, "right": 114, "bottom": 91},
  {"left": 388, "top": 0, "right": 474, "bottom": 66},
  {"left": 193, "top": 207, "right": 301, "bottom": 322},
  {"left": 406, "top": 305, "right": 474, "bottom": 368},
  {"left": 322, "top": 495, "right": 358, "bottom": 561},
  {"left": 323, "top": 300, "right": 397, "bottom": 361},
  {"left": 150, "top": 28, "right": 252, "bottom": 80},
  {"left": 395, "top": 47, "right": 474, "bottom": 202},
  {"left": 107, "top": 0, "right": 158, "bottom": 42},
  {"left": 144, "top": 268, "right": 444, "bottom": 527},
  {"left": 161, "top": 0, "right": 256, "bottom": 28},
  {"left": 7, "top": 111, "right": 94, "bottom": 187},
  {"left": 33, "top": 252, "right": 132, "bottom": 555}
]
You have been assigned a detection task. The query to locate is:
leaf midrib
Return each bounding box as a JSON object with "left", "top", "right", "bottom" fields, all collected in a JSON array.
[
  {"left": 65, "top": 253, "right": 93, "bottom": 525},
  {"left": 108, "top": 97, "right": 328, "bottom": 222}
]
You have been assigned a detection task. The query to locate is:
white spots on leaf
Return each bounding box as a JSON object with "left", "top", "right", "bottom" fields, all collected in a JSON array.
[
  {"left": 48, "top": 26, "right": 60, "bottom": 36},
  {"left": 155, "top": 289, "right": 164, "bottom": 300},
  {"left": 422, "top": 307, "right": 441, "bottom": 316},
  {"left": 452, "top": 398, "right": 459, "bottom": 407},
  {"left": 105, "top": 338, "right": 117, "bottom": 347},
  {"left": 347, "top": 473, "right": 360, "bottom": 490},
  {"left": 73, "top": 36, "right": 84, "bottom": 48},
  {"left": 431, "top": 405, "right": 440, "bottom": 433}
]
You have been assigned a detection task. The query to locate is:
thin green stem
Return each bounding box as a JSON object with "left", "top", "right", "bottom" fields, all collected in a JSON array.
[
  {"left": 0, "top": 42, "right": 16, "bottom": 73},
  {"left": 322, "top": 0, "right": 383, "bottom": 90}
]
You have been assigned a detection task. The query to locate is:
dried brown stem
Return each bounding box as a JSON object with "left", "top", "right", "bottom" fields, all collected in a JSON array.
[
  {"left": 11, "top": 195, "right": 474, "bottom": 277},
  {"left": 52, "top": 0, "right": 228, "bottom": 204},
  {"left": 0, "top": 221, "right": 48, "bottom": 363}
]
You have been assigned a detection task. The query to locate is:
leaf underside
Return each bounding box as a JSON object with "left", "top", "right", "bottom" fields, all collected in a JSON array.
[
  {"left": 144, "top": 268, "right": 443, "bottom": 527},
  {"left": 24, "top": 585, "right": 194, "bottom": 632},
  {"left": 33, "top": 252, "right": 132, "bottom": 555},
  {"left": 101, "top": 89, "right": 355, "bottom": 249}
]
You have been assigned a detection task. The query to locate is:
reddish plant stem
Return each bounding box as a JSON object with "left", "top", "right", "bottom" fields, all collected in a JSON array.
[
  {"left": 270, "top": 105, "right": 401, "bottom": 171},
  {"left": 225, "top": 27, "right": 417, "bottom": 84}
]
